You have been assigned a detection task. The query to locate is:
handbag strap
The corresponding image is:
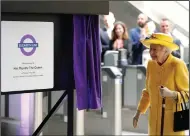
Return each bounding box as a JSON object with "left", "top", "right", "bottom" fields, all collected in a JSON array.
[
  {"left": 176, "top": 91, "right": 188, "bottom": 111},
  {"left": 183, "top": 91, "right": 189, "bottom": 99},
  {"left": 179, "top": 91, "right": 187, "bottom": 110}
]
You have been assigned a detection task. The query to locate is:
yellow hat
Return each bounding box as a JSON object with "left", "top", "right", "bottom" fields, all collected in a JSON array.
[{"left": 140, "top": 33, "right": 179, "bottom": 51}]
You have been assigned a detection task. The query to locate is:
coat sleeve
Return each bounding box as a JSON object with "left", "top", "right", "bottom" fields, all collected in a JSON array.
[
  {"left": 175, "top": 60, "right": 189, "bottom": 103},
  {"left": 137, "top": 61, "right": 151, "bottom": 114},
  {"left": 123, "top": 39, "right": 133, "bottom": 65},
  {"left": 109, "top": 40, "right": 114, "bottom": 50}
]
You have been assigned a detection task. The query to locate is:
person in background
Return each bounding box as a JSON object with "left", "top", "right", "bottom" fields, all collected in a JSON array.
[
  {"left": 160, "top": 18, "right": 181, "bottom": 58},
  {"left": 144, "top": 20, "right": 156, "bottom": 36},
  {"left": 109, "top": 21, "right": 132, "bottom": 64},
  {"left": 129, "top": 13, "right": 149, "bottom": 65},
  {"left": 132, "top": 33, "right": 189, "bottom": 135},
  {"left": 142, "top": 20, "right": 157, "bottom": 66},
  {"left": 100, "top": 12, "right": 115, "bottom": 62}
]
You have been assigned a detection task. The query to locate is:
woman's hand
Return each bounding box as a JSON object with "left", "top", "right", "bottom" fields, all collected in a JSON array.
[
  {"left": 133, "top": 110, "right": 141, "bottom": 128},
  {"left": 159, "top": 86, "right": 178, "bottom": 98}
]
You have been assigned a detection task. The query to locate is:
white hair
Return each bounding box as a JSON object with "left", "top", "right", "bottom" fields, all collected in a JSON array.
[{"left": 160, "top": 45, "right": 172, "bottom": 54}]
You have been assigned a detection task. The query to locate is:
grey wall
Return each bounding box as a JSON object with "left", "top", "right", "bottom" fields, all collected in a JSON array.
[
  {"left": 100, "top": 1, "right": 141, "bottom": 30},
  {"left": 100, "top": 1, "right": 160, "bottom": 31},
  {"left": 109, "top": 1, "right": 141, "bottom": 30}
]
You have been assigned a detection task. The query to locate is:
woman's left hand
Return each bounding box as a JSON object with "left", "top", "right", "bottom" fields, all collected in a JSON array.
[{"left": 160, "top": 86, "right": 177, "bottom": 98}]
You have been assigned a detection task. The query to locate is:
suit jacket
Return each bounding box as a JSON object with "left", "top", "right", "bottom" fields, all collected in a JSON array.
[
  {"left": 100, "top": 27, "right": 111, "bottom": 62},
  {"left": 172, "top": 38, "right": 181, "bottom": 58},
  {"left": 129, "top": 27, "right": 146, "bottom": 65},
  {"left": 109, "top": 39, "right": 133, "bottom": 64},
  {"left": 100, "top": 27, "right": 110, "bottom": 51}
]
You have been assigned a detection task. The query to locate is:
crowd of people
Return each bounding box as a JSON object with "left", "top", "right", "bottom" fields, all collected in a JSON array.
[{"left": 100, "top": 12, "right": 182, "bottom": 65}]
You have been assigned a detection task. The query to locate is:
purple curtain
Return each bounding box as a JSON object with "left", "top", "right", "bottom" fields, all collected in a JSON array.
[{"left": 73, "top": 15, "right": 102, "bottom": 110}]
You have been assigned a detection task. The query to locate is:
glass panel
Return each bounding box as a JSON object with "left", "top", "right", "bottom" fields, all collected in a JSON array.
[
  {"left": 172, "top": 28, "right": 189, "bottom": 47},
  {"left": 177, "top": 1, "right": 189, "bottom": 10}
]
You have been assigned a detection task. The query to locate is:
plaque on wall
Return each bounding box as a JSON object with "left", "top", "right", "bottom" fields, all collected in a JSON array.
[{"left": 1, "top": 21, "right": 54, "bottom": 92}]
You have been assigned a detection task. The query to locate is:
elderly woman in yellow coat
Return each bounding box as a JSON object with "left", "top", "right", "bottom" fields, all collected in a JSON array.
[{"left": 132, "top": 33, "right": 189, "bottom": 135}]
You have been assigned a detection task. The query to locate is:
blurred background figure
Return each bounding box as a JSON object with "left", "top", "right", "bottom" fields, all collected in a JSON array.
[
  {"left": 160, "top": 18, "right": 181, "bottom": 58},
  {"left": 129, "top": 13, "right": 148, "bottom": 65},
  {"left": 144, "top": 20, "right": 156, "bottom": 36},
  {"left": 109, "top": 21, "right": 132, "bottom": 64},
  {"left": 100, "top": 12, "right": 116, "bottom": 63},
  {"left": 142, "top": 20, "right": 156, "bottom": 67}
]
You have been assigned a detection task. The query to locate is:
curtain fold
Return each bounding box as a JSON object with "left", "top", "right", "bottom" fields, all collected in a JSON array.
[{"left": 73, "top": 15, "right": 102, "bottom": 110}]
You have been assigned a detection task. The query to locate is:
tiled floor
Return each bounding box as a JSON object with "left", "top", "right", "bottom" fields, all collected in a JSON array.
[
  {"left": 1, "top": 118, "right": 189, "bottom": 136},
  {"left": 122, "top": 131, "right": 147, "bottom": 135}
]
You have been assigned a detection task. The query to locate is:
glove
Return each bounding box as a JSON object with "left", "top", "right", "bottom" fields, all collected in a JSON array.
[
  {"left": 133, "top": 110, "right": 141, "bottom": 128},
  {"left": 159, "top": 86, "right": 177, "bottom": 98}
]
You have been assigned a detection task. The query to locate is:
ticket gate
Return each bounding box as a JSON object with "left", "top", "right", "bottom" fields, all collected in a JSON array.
[
  {"left": 123, "top": 65, "right": 146, "bottom": 109},
  {"left": 104, "top": 51, "right": 118, "bottom": 66},
  {"left": 83, "top": 66, "right": 122, "bottom": 135}
]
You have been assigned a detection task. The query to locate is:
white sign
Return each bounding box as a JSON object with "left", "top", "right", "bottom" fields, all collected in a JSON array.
[{"left": 1, "top": 21, "right": 54, "bottom": 92}]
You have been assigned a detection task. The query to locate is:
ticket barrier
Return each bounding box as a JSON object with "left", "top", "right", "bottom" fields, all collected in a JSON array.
[
  {"left": 122, "top": 65, "right": 146, "bottom": 109},
  {"left": 121, "top": 65, "right": 148, "bottom": 133},
  {"left": 81, "top": 66, "right": 122, "bottom": 135},
  {"left": 62, "top": 66, "right": 122, "bottom": 135},
  {"left": 104, "top": 51, "right": 118, "bottom": 66}
]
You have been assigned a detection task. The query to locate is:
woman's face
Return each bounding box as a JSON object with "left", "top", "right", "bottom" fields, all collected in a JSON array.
[
  {"left": 149, "top": 44, "right": 168, "bottom": 63},
  {"left": 115, "top": 24, "right": 124, "bottom": 37}
]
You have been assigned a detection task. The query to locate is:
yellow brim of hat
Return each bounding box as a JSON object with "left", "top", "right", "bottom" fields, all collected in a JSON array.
[{"left": 140, "top": 39, "right": 179, "bottom": 51}]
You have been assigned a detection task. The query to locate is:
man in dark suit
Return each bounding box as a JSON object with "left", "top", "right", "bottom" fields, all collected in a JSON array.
[
  {"left": 100, "top": 12, "right": 115, "bottom": 62},
  {"left": 129, "top": 13, "right": 149, "bottom": 65},
  {"left": 160, "top": 18, "right": 181, "bottom": 58}
]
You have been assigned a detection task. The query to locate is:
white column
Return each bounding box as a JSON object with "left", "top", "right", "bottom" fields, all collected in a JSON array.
[
  {"left": 34, "top": 92, "right": 43, "bottom": 136},
  {"left": 76, "top": 109, "right": 84, "bottom": 135},
  {"left": 114, "top": 78, "right": 122, "bottom": 135}
]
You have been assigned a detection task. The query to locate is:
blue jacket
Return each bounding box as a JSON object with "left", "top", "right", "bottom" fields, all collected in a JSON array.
[{"left": 129, "top": 27, "right": 146, "bottom": 65}]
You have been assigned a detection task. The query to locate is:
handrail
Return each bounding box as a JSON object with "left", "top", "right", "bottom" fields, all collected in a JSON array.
[{"left": 176, "top": 1, "right": 189, "bottom": 11}]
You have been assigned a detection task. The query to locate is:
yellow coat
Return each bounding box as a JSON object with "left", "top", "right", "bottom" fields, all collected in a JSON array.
[{"left": 137, "top": 54, "right": 189, "bottom": 135}]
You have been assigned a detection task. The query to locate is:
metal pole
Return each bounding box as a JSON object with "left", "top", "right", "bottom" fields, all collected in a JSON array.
[
  {"left": 32, "top": 90, "right": 67, "bottom": 136},
  {"left": 114, "top": 77, "right": 122, "bottom": 135},
  {"left": 75, "top": 89, "right": 84, "bottom": 135},
  {"left": 5, "top": 94, "right": 9, "bottom": 117},
  {"left": 34, "top": 92, "right": 43, "bottom": 136},
  {"left": 76, "top": 109, "right": 84, "bottom": 135},
  {"left": 67, "top": 89, "right": 74, "bottom": 136},
  {"left": 48, "top": 92, "right": 52, "bottom": 113},
  {"left": 121, "top": 68, "right": 126, "bottom": 107}
]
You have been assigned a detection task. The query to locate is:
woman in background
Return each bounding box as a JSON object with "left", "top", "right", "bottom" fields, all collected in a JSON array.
[{"left": 109, "top": 21, "right": 132, "bottom": 64}]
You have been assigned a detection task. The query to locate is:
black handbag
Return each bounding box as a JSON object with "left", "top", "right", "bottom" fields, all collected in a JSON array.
[{"left": 173, "top": 91, "right": 189, "bottom": 132}]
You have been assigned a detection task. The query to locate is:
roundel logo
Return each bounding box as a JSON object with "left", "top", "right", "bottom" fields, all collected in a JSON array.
[{"left": 18, "top": 34, "right": 38, "bottom": 56}]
